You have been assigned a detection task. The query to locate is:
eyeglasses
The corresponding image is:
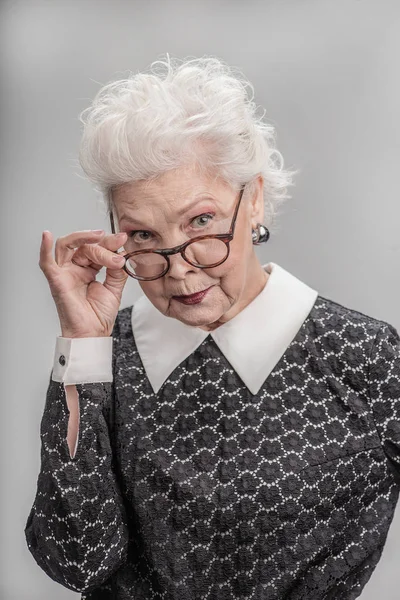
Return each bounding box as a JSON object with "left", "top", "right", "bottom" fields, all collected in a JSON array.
[{"left": 109, "top": 183, "right": 247, "bottom": 281}]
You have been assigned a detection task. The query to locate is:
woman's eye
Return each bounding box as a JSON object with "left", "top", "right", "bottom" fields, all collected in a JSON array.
[
  {"left": 192, "top": 213, "right": 214, "bottom": 228},
  {"left": 128, "top": 230, "right": 152, "bottom": 241}
]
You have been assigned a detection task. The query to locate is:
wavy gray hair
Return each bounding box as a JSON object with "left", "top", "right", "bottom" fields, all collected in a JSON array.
[{"left": 78, "top": 54, "right": 298, "bottom": 233}]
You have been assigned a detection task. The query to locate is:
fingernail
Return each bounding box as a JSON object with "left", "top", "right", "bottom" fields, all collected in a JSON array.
[
  {"left": 113, "top": 255, "right": 124, "bottom": 263},
  {"left": 92, "top": 229, "right": 104, "bottom": 234}
]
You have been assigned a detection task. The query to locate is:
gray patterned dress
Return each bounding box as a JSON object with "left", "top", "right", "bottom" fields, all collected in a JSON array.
[{"left": 25, "top": 276, "right": 400, "bottom": 599}]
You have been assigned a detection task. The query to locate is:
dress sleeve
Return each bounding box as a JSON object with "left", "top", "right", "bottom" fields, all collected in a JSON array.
[
  {"left": 24, "top": 316, "right": 129, "bottom": 593},
  {"left": 368, "top": 321, "right": 400, "bottom": 479}
]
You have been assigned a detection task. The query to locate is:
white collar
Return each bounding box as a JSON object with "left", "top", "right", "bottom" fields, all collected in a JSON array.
[{"left": 131, "top": 262, "right": 318, "bottom": 395}]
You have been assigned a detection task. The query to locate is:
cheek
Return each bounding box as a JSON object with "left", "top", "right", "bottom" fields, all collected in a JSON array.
[
  {"left": 139, "top": 279, "right": 165, "bottom": 302},
  {"left": 208, "top": 244, "right": 248, "bottom": 287},
  {"left": 225, "top": 232, "right": 252, "bottom": 271},
  {"left": 214, "top": 232, "right": 253, "bottom": 292}
]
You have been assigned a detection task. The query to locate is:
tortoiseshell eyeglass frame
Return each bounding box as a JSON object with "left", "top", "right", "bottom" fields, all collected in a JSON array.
[{"left": 109, "top": 183, "right": 247, "bottom": 281}]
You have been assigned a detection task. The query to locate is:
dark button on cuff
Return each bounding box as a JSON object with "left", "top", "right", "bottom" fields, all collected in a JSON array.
[{"left": 59, "top": 354, "right": 66, "bottom": 366}]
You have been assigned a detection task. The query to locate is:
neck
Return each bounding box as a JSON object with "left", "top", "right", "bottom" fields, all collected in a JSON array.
[{"left": 198, "top": 259, "right": 269, "bottom": 332}]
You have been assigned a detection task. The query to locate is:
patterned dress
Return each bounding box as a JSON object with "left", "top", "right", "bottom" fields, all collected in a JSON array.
[{"left": 25, "top": 262, "right": 400, "bottom": 599}]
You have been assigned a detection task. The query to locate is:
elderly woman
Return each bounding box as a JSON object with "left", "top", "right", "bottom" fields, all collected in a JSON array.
[{"left": 25, "top": 55, "right": 400, "bottom": 600}]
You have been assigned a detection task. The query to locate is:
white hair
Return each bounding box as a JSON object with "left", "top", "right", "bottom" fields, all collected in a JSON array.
[{"left": 78, "top": 53, "right": 298, "bottom": 232}]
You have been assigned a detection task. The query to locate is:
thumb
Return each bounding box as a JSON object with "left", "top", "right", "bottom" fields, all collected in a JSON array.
[{"left": 103, "top": 262, "right": 129, "bottom": 299}]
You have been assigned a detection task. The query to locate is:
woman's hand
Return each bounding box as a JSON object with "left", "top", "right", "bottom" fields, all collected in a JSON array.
[{"left": 39, "top": 229, "right": 129, "bottom": 338}]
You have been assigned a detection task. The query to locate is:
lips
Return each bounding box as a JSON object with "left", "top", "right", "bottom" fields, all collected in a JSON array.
[{"left": 172, "top": 286, "right": 213, "bottom": 305}]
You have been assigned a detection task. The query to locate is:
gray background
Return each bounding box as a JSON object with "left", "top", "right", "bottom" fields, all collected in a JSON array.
[{"left": 1, "top": 0, "right": 399, "bottom": 598}]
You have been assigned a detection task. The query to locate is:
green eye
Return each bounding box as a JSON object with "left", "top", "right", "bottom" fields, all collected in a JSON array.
[{"left": 192, "top": 214, "right": 214, "bottom": 227}]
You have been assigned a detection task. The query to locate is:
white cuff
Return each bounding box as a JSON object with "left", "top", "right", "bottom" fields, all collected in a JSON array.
[{"left": 51, "top": 336, "right": 113, "bottom": 384}]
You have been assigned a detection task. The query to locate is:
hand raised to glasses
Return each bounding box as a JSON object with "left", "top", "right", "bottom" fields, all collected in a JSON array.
[{"left": 39, "top": 229, "right": 128, "bottom": 338}]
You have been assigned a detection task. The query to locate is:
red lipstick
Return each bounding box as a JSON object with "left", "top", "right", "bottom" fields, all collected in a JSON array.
[{"left": 172, "top": 286, "right": 213, "bottom": 305}]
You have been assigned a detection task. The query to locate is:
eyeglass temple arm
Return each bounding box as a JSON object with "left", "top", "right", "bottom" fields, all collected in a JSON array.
[
  {"left": 229, "top": 184, "right": 246, "bottom": 236},
  {"left": 110, "top": 209, "right": 116, "bottom": 234}
]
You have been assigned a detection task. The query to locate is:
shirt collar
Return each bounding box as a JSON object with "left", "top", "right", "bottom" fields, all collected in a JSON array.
[{"left": 131, "top": 262, "right": 319, "bottom": 395}]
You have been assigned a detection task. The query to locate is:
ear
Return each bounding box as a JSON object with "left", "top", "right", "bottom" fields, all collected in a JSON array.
[{"left": 248, "top": 175, "right": 264, "bottom": 225}]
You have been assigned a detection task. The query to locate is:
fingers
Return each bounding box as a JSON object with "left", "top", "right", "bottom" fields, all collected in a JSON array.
[
  {"left": 40, "top": 230, "right": 129, "bottom": 276},
  {"left": 39, "top": 230, "right": 58, "bottom": 274},
  {"left": 70, "top": 233, "right": 128, "bottom": 271},
  {"left": 55, "top": 230, "right": 107, "bottom": 267},
  {"left": 103, "top": 253, "right": 130, "bottom": 297},
  {"left": 96, "top": 232, "right": 128, "bottom": 252}
]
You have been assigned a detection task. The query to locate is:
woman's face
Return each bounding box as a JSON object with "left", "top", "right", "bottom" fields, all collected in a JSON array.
[{"left": 112, "top": 164, "right": 266, "bottom": 331}]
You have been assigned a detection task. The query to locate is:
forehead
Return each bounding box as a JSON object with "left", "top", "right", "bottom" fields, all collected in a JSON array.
[{"left": 112, "top": 165, "right": 232, "bottom": 210}]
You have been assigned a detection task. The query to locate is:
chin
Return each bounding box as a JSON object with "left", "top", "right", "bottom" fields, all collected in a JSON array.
[{"left": 170, "top": 303, "right": 222, "bottom": 327}]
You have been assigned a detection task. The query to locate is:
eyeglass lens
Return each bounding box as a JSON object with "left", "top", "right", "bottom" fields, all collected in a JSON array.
[{"left": 125, "top": 238, "right": 229, "bottom": 279}]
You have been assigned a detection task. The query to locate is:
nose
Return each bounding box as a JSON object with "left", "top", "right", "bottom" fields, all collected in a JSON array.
[{"left": 166, "top": 251, "right": 199, "bottom": 280}]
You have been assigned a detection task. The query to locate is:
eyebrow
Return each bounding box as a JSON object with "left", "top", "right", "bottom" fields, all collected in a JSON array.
[{"left": 118, "top": 195, "right": 218, "bottom": 226}]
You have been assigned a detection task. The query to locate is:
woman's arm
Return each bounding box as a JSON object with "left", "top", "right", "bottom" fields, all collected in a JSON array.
[{"left": 24, "top": 318, "right": 129, "bottom": 593}]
